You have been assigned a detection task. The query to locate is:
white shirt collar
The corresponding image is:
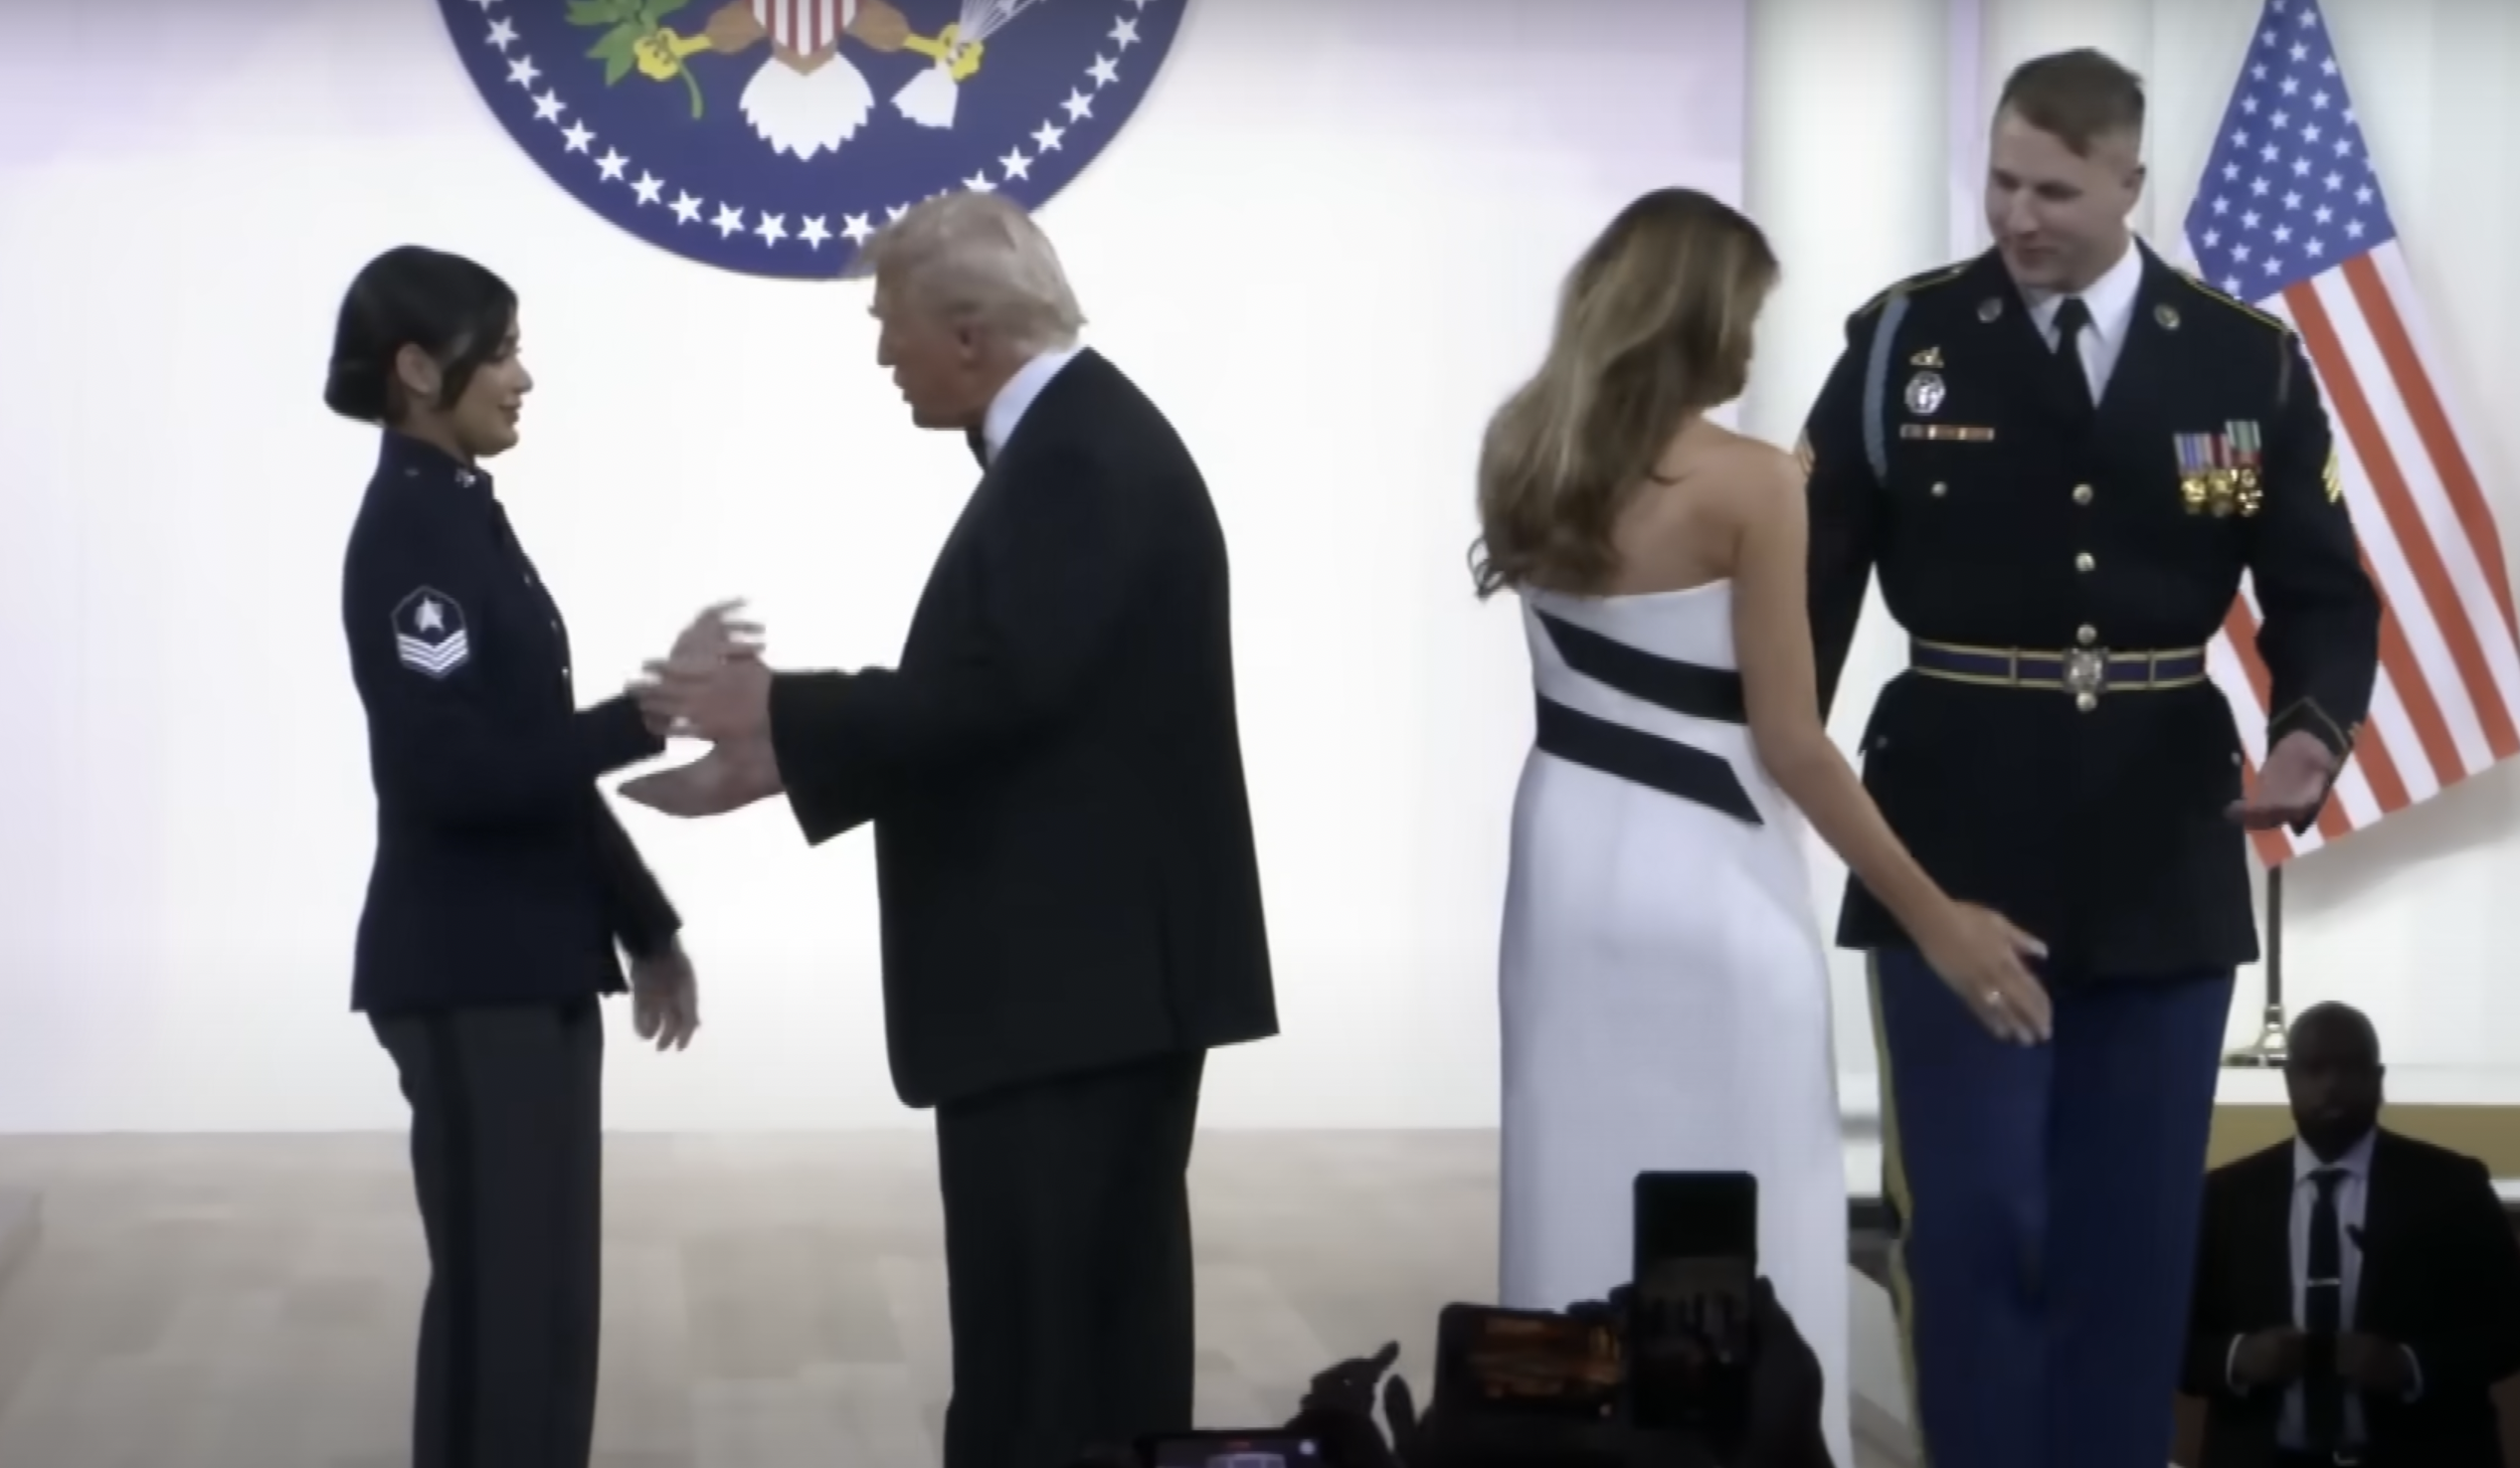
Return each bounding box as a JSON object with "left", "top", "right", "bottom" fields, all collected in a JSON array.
[
  {"left": 2293, "top": 1127, "right": 2377, "bottom": 1187},
  {"left": 981, "top": 345, "right": 1084, "bottom": 463},
  {"left": 2027, "top": 236, "right": 2144, "bottom": 343}
]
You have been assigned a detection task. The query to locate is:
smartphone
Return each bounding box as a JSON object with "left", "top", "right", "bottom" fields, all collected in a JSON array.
[
  {"left": 1627, "top": 1171, "right": 1758, "bottom": 1435},
  {"left": 1432, "top": 1302, "right": 1623, "bottom": 1420},
  {"left": 1136, "top": 1431, "right": 1320, "bottom": 1468}
]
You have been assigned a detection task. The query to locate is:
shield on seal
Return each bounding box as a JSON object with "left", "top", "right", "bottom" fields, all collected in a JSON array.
[{"left": 754, "top": 0, "right": 858, "bottom": 59}]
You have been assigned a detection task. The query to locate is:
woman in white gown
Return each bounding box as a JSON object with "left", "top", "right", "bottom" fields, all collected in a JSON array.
[{"left": 1473, "top": 190, "right": 2051, "bottom": 1468}]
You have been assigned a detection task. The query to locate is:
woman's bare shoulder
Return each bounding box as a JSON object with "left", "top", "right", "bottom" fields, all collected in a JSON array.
[{"left": 1678, "top": 430, "right": 1803, "bottom": 514}]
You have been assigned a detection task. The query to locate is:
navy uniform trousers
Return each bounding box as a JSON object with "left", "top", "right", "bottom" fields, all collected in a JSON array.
[
  {"left": 372, "top": 998, "right": 606, "bottom": 1468},
  {"left": 1873, "top": 950, "right": 2233, "bottom": 1468}
]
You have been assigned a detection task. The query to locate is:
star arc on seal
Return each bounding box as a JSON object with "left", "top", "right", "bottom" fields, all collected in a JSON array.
[{"left": 437, "top": 0, "right": 1187, "bottom": 279}]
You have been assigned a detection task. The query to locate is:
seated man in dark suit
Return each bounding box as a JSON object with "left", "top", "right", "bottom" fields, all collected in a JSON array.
[{"left": 2183, "top": 1002, "right": 2520, "bottom": 1467}]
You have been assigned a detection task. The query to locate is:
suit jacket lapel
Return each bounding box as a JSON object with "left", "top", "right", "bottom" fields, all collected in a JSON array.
[
  {"left": 1960, "top": 252, "right": 2083, "bottom": 436},
  {"left": 906, "top": 350, "right": 1107, "bottom": 657},
  {"left": 2091, "top": 244, "right": 2180, "bottom": 435},
  {"left": 2250, "top": 1147, "right": 2301, "bottom": 1325},
  {"left": 2351, "top": 1133, "right": 2404, "bottom": 1329}
]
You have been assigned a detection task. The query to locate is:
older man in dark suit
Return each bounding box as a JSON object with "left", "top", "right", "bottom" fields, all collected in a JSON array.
[
  {"left": 625, "top": 191, "right": 1279, "bottom": 1468},
  {"left": 2183, "top": 1003, "right": 2520, "bottom": 1468}
]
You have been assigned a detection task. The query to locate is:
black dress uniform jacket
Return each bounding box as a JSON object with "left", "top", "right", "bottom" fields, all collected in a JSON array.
[
  {"left": 342, "top": 433, "right": 678, "bottom": 1013},
  {"left": 1804, "top": 244, "right": 2382, "bottom": 979},
  {"left": 766, "top": 350, "right": 1278, "bottom": 1108}
]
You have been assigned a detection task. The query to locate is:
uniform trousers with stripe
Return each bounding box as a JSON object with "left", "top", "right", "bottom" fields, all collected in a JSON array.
[
  {"left": 1871, "top": 949, "right": 2231, "bottom": 1468},
  {"left": 373, "top": 997, "right": 605, "bottom": 1468}
]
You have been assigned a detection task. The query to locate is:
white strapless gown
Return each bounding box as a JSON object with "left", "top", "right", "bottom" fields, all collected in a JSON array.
[{"left": 1497, "top": 583, "right": 1849, "bottom": 1468}]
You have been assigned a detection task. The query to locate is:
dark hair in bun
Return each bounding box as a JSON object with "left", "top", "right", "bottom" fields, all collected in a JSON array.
[{"left": 324, "top": 246, "right": 517, "bottom": 426}]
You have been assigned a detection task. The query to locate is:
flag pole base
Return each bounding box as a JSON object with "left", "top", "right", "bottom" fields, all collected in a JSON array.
[{"left": 2222, "top": 1003, "right": 2290, "bottom": 1069}]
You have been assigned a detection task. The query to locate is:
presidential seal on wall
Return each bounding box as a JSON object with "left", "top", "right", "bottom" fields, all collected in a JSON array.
[{"left": 439, "top": 0, "right": 1186, "bottom": 279}]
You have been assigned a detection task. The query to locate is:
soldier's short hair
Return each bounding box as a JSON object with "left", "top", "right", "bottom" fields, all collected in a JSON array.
[{"left": 1998, "top": 49, "right": 2146, "bottom": 156}]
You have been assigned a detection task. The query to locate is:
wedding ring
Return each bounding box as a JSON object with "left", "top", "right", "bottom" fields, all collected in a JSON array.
[{"left": 1983, "top": 989, "right": 2003, "bottom": 1007}]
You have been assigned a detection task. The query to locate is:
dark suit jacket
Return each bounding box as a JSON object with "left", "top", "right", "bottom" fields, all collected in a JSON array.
[
  {"left": 2183, "top": 1131, "right": 2520, "bottom": 1468},
  {"left": 765, "top": 350, "right": 1277, "bottom": 1107},
  {"left": 1801, "top": 245, "right": 2379, "bottom": 978}
]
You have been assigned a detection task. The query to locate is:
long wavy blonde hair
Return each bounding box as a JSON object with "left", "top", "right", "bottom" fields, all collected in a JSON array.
[{"left": 1472, "top": 189, "right": 1780, "bottom": 598}]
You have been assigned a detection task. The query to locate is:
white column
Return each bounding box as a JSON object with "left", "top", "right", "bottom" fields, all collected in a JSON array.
[
  {"left": 1742, "top": 21, "right": 1945, "bottom": 1447},
  {"left": 1740, "top": 0, "right": 1949, "bottom": 450},
  {"left": 1980, "top": 0, "right": 2159, "bottom": 238}
]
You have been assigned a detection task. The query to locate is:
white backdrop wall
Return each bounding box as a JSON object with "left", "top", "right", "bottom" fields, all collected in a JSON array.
[
  {"left": 5, "top": 0, "right": 2515, "bottom": 1137},
  {"left": 1755, "top": 0, "right": 2520, "bottom": 1111},
  {"left": 0, "top": 0, "right": 1749, "bottom": 1132}
]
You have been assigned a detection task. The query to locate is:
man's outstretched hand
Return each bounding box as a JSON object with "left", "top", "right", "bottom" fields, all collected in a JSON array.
[
  {"left": 620, "top": 739, "right": 784, "bottom": 820},
  {"left": 2228, "top": 729, "right": 2340, "bottom": 829}
]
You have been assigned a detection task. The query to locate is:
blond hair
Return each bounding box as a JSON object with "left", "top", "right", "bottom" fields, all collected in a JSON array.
[
  {"left": 1472, "top": 189, "right": 1779, "bottom": 598},
  {"left": 845, "top": 191, "right": 1085, "bottom": 355}
]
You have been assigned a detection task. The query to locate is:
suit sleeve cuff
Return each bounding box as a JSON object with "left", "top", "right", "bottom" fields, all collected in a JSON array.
[
  {"left": 2267, "top": 697, "right": 2354, "bottom": 761},
  {"left": 622, "top": 925, "right": 681, "bottom": 963},
  {"left": 583, "top": 694, "right": 668, "bottom": 776}
]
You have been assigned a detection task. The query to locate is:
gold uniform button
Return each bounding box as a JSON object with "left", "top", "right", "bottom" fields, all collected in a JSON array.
[
  {"left": 2072, "top": 483, "right": 2093, "bottom": 505},
  {"left": 2074, "top": 552, "right": 2095, "bottom": 573},
  {"left": 1930, "top": 481, "right": 1949, "bottom": 497},
  {"left": 2076, "top": 625, "right": 2097, "bottom": 646},
  {"left": 2075, "top": 692, "right": 2098, "bottom": 712}
]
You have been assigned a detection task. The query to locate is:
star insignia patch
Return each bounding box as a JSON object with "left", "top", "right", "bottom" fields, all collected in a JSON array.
[{"left": 393, "top": 587, "right": 470, "bottom": 678}]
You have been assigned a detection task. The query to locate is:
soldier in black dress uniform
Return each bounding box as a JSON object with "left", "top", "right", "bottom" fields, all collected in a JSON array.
[
  {"left": 1799, "top": 52, "right": 2382, "bottom": 1468},
  {"left": 326, "top": 246, "right": 725, "bottom": 1468}
]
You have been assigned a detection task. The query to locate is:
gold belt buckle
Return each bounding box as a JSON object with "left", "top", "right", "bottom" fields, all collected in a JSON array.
[{"left": 2063, "top": 647, "right": 2107, "bottom": 711}]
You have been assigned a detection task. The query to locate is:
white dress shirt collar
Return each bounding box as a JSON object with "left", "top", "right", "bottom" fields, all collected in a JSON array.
[
  {"left": 981, "top": 344, "right": 1085, "bottom": 464},
  {"left": 2294, "top": 1126, "right": 2377, "bottom": 1188},
  {"left": 2025, "top": 236, "right": 2144, "bottom": 346}
]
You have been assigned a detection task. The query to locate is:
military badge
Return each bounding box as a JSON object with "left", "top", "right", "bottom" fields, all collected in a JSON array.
[
  {"left": 438, "top": 0, "right": 1186, "bottom": 279},
  {"left": 2174, "top": 432, "right": 2218, "bottom": 515},
  {"left": 2225, "top": 419, "right": 2264, "bottom": 516},
  {"left": 2175, "top": 422, "right": 2265, "bottom": 519},
  {"left": 2153, "top": 302, "right": 2180, "bottom": 331},
  {"left": 1908, "top": 346, "right": 1942, "bottom": 369},
  {"left": 1977, "top": 297, "right": 2003, "bottom": 323},
  {"left": 394, "top": 588, "right": 471, "bottom": 678},
  {"left": 1903, "top": 371, "right": 1946, "bottom": 416}
]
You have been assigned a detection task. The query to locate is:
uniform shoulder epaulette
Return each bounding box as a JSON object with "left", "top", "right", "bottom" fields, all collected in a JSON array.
[
  {"left": 1855, "top": 261, "right": 1971, "bottom": 318},
  {"left": 2171, "top": 269, "right": 2290, "bottom": 334}
]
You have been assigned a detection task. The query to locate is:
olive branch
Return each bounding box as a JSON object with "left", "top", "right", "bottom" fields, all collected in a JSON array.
[{"left": 567, "top": 0, "right": 707, "bottom": 119}]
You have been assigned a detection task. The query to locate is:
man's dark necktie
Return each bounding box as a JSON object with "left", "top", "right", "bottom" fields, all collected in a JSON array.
[
  {"left": 2051, "top": 295, "right": 2096, "bottom": 418},
  {"left": 966, "top": 427, "right": 989, "bottom": 469},
  {"left": 2304, "top": 1166, "right": 2348, "bottom": 1450}
]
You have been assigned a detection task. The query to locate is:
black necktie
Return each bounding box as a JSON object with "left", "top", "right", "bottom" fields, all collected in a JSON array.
[
  {"left": 2052, "top": 295, "right": 2095, "bottom": 416},
  {"left": 2304, "top": 1166, "right": 2348, "bottom": 1449},
  {"left": 966, "top": 427, "right": 989, "bottom": 469}
]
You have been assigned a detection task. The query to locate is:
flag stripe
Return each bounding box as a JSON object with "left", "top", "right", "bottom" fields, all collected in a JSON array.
[
  {"left": 2352, "top": 254, "right": 2519, "bottom": 637},
  {"left": 2327, "top": 261, "right": 2520, "bottom": 762},
  {"left": 2280, "top": 284, "right": 2475, "bottom": 782},
  {"left": 2310, "top": 261, "right": 2520, "bottom": 759}
]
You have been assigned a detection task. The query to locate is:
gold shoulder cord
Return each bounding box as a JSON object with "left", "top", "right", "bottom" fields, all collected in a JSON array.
[{"left": 1856, "top": 261, "right": 1971, "bottom": 319}]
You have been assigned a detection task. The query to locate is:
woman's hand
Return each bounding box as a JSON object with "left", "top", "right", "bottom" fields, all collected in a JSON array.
[{"left": 1914, "top": 900, "right": 2052, "bottom": 1045}]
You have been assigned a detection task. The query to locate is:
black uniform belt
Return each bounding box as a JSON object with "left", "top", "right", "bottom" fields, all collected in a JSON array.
[{"left": 1909, "top": 639, "right": 2210, "bottom": 695}]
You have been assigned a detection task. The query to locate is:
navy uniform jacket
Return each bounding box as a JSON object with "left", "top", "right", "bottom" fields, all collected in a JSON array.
[
  {"left": 341, "top": 433, "right": 678, "bottom": 1013},
  {"left": 1803, "top": 244, "right": 2381, "bottom": 979}
]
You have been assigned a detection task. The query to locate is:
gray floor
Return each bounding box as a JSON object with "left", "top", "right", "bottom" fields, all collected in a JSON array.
[
  {"left": 0, "top": 1186, "right": 34, "bottom": 1300},
  {"left": 0, "top": 1132, "right": 1896, "bottom": 1468},
  {"left": 0, "top": 1132, "right": 1485, "bottom": 1467}
]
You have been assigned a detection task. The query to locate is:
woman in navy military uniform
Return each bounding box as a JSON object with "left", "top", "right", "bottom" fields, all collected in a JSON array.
[{"left": 325, "top": 245, "right": 722, "bottom": 1468}]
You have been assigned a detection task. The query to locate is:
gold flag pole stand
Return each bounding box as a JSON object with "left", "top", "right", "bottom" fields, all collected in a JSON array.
[{"left": 2224, "top": 865, "right": 2290, "bottom": 1068}]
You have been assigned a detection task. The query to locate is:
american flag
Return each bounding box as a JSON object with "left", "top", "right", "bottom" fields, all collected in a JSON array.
[{"left": 2183, "top": 0, "right": 2520, "bottom": 864}]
